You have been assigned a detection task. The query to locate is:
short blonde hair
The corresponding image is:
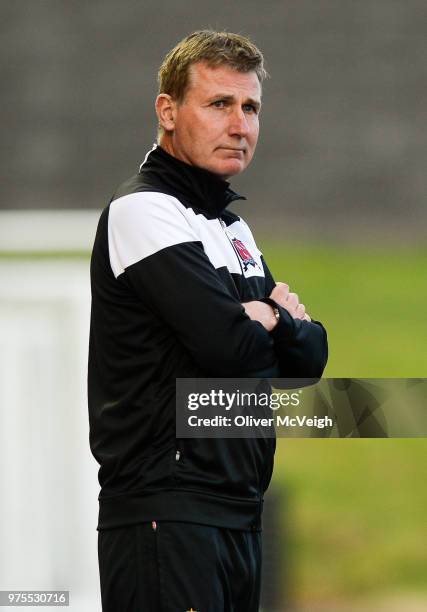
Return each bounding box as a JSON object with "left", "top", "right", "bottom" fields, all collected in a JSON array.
[{"left": 157, "top": 30, "right": 268, "bottom": 103}]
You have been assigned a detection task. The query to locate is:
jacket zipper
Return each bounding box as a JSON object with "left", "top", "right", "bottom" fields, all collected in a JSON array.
[{"left": 219, "top": 218, "right": 274, "bottom": 499}]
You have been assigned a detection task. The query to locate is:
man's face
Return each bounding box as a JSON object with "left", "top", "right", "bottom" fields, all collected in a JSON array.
[{"left": 165, "top": 62, "right": 261, "bottom": 179}]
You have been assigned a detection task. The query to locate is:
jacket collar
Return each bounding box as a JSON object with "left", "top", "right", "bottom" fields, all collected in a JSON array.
[{"left": 139, "top": 144, "right": 246, "bottom": 217}]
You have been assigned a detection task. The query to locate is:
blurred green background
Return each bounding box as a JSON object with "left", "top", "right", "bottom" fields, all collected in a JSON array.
[
  {"left": 261, "top": 242, "right": 427, "bottom": 610},
  {"left": 262, "top": 243, "right": 427, "bottom": 377}
]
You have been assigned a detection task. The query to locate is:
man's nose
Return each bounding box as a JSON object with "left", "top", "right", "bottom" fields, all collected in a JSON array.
[{"left": 228, "top": 107, "right": 249, "bottom": 137}]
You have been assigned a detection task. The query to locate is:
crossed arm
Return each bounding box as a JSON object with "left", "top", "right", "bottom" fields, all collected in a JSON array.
[
  {"left": 243, "top": 282, "right": 311, "bottom": 332},
  {"left": 242, "top": 256, "right": 328, "bottom": 377}
]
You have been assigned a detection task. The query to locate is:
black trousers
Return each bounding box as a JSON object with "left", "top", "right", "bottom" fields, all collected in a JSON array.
[{"left": 98, "top": 521, "right": 262, "bottom": 612}]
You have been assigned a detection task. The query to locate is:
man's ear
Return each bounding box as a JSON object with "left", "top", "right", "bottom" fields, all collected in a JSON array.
[{"left": 155, "top": 94, "right": 177, "bottom": 132}]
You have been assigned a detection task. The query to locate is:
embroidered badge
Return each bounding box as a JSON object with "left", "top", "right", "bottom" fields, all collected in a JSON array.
[{"left": 232, "top": 238, "right": 260, "bottom": 272}]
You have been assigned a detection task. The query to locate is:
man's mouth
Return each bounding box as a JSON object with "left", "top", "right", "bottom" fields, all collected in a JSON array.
[{"left": 218, "top": 147, "right": 245, "bottom": 154}]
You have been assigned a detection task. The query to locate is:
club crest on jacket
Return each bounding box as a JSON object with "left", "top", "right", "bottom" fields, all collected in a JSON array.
[{"left": 232, "top": 238, "right": 260, "bottom": 272}]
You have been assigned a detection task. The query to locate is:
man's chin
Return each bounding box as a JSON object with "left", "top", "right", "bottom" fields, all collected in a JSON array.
[{"left": 211, "top": 159, "right": 247, "bottom": 179}]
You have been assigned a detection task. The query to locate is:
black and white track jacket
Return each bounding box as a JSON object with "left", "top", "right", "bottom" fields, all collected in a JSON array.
[{"left": 88, "top": 144, "right": 328, "bottom": 531}]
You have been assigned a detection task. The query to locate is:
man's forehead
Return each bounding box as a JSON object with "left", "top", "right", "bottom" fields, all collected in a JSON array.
[{"left": 186, "top": 62, "right": 261, "bottom": 99}]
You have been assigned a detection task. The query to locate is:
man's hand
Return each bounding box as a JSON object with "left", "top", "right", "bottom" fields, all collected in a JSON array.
[
  {"left": 243, "top": 301, "right": 278, "bottom": 332},
  {"left": 270, "top": 282, "right": 311, "bottom": 321}
]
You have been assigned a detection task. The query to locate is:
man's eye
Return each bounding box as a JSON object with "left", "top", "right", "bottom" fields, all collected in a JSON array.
[
  {"left": 212, "top": 100, "right": 225, "bottom": 108},
  {"left": 243, "top": 104, "right": 257, "bottom": 114}
]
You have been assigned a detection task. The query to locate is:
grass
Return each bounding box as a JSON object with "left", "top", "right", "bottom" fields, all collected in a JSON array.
[
  {"left": 0, "top": 251, "right": 91, "bottom": 260},
  {"left": 260, "top": 242, "right": 427, "bottom": 377},
  {"left": 259, "top": 242, "right": 427, "bottom": 605},
  {"left": 271, "top": 439, "right": 427, "bottom": 605}
]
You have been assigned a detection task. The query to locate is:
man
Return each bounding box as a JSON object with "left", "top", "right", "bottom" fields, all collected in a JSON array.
[{"left": 88, "top": 30, "right": 328, "bottom": 611}]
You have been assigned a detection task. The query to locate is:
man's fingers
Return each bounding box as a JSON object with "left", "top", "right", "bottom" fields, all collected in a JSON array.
[
  {"left": 286, "top": 292, "right": 299, "bottom": 308},
  {"left": 296, "top": 303, "right": 306, "bottom": 319},
  {"left": 269, "top": 284, "right": 312, "bottom": 322},
  {"left": 275, "top": 282, "right": 289, "bottom": 291},
  {"left": 270, "top": 282, "right": 289, "bottom": 305}
]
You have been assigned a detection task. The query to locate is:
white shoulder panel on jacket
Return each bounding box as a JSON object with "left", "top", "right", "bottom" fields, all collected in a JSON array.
[{"left": 108, "top": 192, "right": 199, "bottom": 278}]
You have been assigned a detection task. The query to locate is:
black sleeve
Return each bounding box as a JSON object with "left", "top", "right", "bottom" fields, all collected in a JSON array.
[
  {"left": 261, "top": 256, "right": 328, "bottom": 378},
  {"left": 125, "top": 242, "right": 280, "bottom": 377}
]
